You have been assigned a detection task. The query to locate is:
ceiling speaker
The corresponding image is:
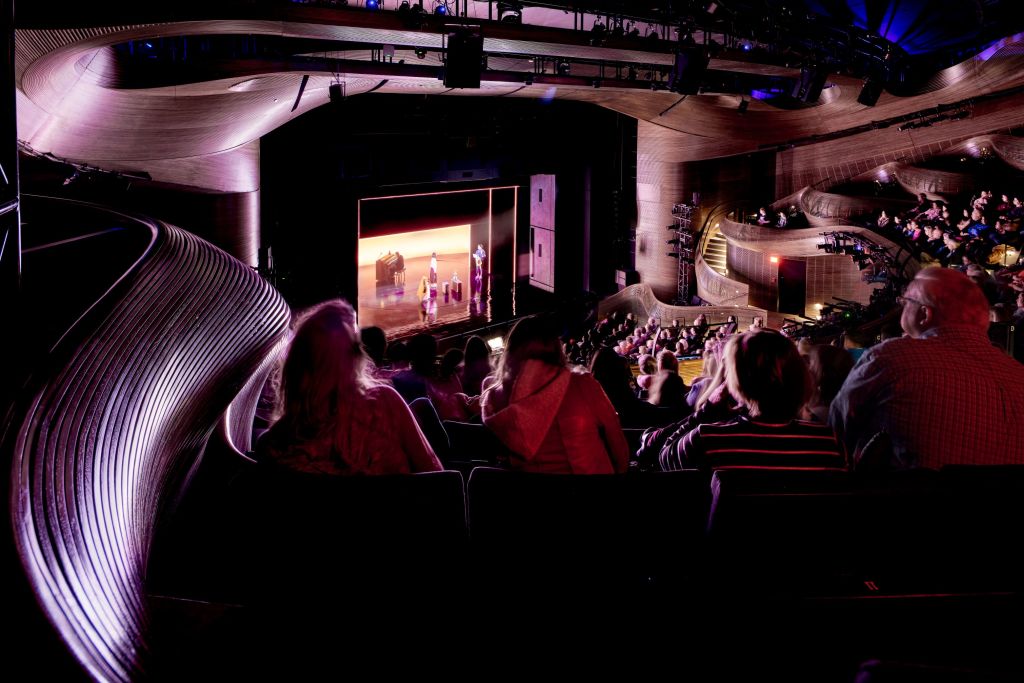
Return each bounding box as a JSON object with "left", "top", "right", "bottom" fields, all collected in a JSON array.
[{"left": 444, "top": 30, "right": 483, "bottom": 89}]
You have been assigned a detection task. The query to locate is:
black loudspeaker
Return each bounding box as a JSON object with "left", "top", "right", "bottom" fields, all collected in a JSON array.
[
  {"left": 792, "top": 66, "right": 828, "bottom": 103},
  {"left": 668, "top": 46, "right": 709, "bottom": 95},
  {"left": 857, "top": 78, "right": 884, "bottom": 107},
  {"left": 328, "top": 83, "right": 344, "bottom": 103},
  {"left": 444, "top": 30, "right": 483, "bottom": 88}
]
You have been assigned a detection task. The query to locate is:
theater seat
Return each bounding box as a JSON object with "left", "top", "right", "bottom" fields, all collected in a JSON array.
[
  {"left": 158, "top": 464, "right": 468, "bottom": 605},
  {"left": 466, "top": 467, "right": 709, "bottom": 592},
  {"left": 706, "top": 467, "right": 946, "bottom": 595}
]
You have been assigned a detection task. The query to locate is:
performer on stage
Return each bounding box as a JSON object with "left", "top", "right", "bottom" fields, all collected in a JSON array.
[
  {"left": 473, "top": 243, "right": 486, "bottom": 278},
  {"left": 429, "top": 252, "right": 438, "bottom": 284},
  {"left": 394, "top": 251, "right": 406, "bottom": 284},
  {"left": 417, "top": 275, "right": 429, "bottom": 305}
]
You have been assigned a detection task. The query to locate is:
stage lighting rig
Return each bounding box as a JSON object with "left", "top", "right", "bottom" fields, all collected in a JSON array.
[{"left": 498, "top": 2, "right": 522, "bottom": 24}]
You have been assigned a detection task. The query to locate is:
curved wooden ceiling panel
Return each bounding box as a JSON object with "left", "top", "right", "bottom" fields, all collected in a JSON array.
[{"left": 14, "top": 9, "right": 1024, "bottom": 190}]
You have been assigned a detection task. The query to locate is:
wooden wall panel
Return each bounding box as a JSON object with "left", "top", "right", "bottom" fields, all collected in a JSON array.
[
  {"left": 775, "top": 106, "right": 1024, "bottom": 197},
  {"left": 636, "top": 121, "right": 689, "bottom": 301}
]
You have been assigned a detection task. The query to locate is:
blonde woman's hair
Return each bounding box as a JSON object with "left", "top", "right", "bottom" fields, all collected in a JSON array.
[{"left": 273, "top": 299, "right": 377, "bottom": 436}]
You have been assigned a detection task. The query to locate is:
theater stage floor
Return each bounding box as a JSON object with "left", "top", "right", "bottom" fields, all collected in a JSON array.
[{"left": 357, "top": 252, "right": 487, "bottom": 337}]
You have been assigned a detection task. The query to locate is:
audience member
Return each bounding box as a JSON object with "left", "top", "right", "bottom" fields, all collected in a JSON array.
[
  {"left": 481, "top": 315, "right": 629, "bottom": 474},
  {"left": 661, "top": 329, "right": 844, "bottom": 471},
  {"left": 256, "top": 300, "right": 442, "bottom": 475},
  {"left": 459, "top": 335, "right": 492, "bottom": 396},
  {"left": 391, "top": 333, "right": 438, "bottom": 403},
  {"left": 802, "top": 344, "right": 854, "bottom": 423},
  {"left": 830, "top": 268, "right": 1024, "bottom": 469}
]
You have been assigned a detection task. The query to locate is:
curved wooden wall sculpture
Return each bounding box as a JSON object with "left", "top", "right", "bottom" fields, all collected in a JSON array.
[
  {"left": 597, "top": 283, "right": 764, "bottom": 326},
  {"left": 772, "top": 187, "right": 915, "bottom": 227},
  {"left": 694, "top": 252, "right": 751, "bottom": 307},
  {"left": 718, "top": 216, "right": 920, "bottom": 267},
  {"left": 220, "top": 336, "right": 288, "bottom": 457},
  {"left": 945, "top": 134, "right": 1024, "bottom": 172},
  {"left": 888, "top": 163, "right": 975, "bottom": 201},
  {"left": 5, "top": 201, "right": 289, "bottom": 680}
]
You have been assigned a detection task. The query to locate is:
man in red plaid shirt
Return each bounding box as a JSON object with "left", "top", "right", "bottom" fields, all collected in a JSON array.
[{"left": 830, "top": 268, "right": 1024, "bottom": 469}]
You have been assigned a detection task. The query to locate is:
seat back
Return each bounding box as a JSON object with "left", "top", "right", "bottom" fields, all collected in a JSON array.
[
  {"left": 467, "top": 467, "right": 709, "bottom": 590},
  {"left": 206, "top": 466, "right": 468, "bottom": 603},
  {"left": 708, "top": 467, "right": 946, "bottom": 594}
]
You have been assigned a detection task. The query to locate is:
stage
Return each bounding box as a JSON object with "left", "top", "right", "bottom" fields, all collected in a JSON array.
[{"left": 357, "top": 251, "right": 492, "bottom": 338}]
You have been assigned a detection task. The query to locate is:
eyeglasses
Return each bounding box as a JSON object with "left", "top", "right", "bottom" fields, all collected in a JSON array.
[{"left": 896, "top": 294, "right": 927, "bottom": 308}]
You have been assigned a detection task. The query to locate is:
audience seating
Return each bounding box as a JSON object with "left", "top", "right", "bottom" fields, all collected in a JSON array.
[
  {"left": 442, "top": 419, "right": 510, "bottom": 467},
  {"left": 153, "top": 463, "right": 468, "bottom": 605},
  {"left": 704, "top": 467, "right": 1010, "bottom": 595},
  {"left": 466, "top": 467, "right": 710, "bottom": 592}
]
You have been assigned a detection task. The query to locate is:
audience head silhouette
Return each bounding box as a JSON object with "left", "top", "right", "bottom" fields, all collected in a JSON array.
[
  {"left": 900, "top": 268, "right": 989, "bottom": 338},
  {"left": 496, "top": 314, "right": 566, "bottom": 385},
  {"left": 724, "top": 328, "right": 811, "bottom": 421},
  {"left": 276, "top": 299, "right": 372, "bottom": 430}
]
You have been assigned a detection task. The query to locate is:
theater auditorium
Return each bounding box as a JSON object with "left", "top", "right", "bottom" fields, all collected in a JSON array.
[{"left": 3, "top": 1, "right": 1024, "bottom": 680}]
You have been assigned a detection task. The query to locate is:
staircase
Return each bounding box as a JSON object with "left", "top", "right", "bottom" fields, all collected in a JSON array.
[{"left": 703, "top": 231, "right": 729, "bottom": 275}]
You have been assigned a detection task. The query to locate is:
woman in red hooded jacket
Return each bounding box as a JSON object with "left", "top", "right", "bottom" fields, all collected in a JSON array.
[{"left": 481, "top": 315, "right": 629, "bottom": 474}]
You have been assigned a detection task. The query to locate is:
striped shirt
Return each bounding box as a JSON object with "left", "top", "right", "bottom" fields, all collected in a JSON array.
[{"left": 659, "top": 415, "right": 847, "bottom": 471}]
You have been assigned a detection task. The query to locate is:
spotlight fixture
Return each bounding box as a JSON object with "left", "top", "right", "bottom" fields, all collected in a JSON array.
[
  {"left": 415, "top": 48, "right": 427, "bottom": 59},
  {"left": 497, "top": 1, "right": 522, "bottom": 24},
  {"left": 434, "top": 3, "right": 446, "bottom": 15},
  {"left": 366, "top": 0, "right": 380, "bottom": 9},
  {"left": 397, "top": 1, "right": 426, "bottom": 27}
]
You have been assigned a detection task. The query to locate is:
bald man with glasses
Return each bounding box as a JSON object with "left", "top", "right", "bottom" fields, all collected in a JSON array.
[{"left": 830, "top": 268, "right": 1024, "bottom": 469}]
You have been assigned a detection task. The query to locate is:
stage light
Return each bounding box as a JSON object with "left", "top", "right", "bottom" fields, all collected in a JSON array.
[
  {"left": 415, "top": 48, "right": 427, "bottom": 59},
  {"left": 769, "top": 256, "right": 779, "bottom": 264},
  {"left": 366, "top": 0, "right": 380, "bottom": 9},
  {"left": 329, "top": 83, "right": 342, "bottom": 103},
  {"left": 497, "top": 2, "right": 522, "bottom": 24},
  {"left": 555, "top": 60, "right": 571, "bottom": 75},
  {"left": 487, "top": 336, "right": 504, "bottom": 351},
  {"left": 434, "top": 4, "right": 446, "bottom": 15}
]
